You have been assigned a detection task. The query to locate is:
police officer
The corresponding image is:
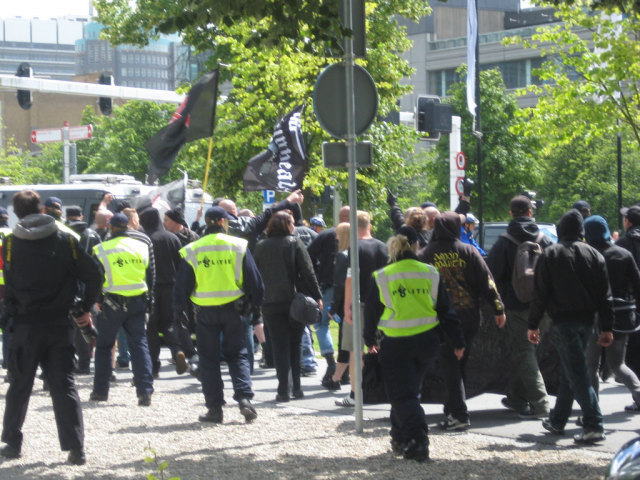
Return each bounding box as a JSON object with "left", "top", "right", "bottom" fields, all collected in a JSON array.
[
  {"left": 364, "top": 226, "right": 465, "bottom": 463},
  {"left": 174, "top": 206, "right": 264, "bottom": 424},
  {"left": 42, "top": 196, "right": 80, "bottom": 240},
  {"left": 0, "top": 189, "right": 102, "bottom": 465},
  {"left": 90, "top": 213, "right": 155, "bottom": 406}
]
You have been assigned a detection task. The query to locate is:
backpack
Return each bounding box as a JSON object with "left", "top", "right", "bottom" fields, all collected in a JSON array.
[{"left": 501, "top": 231, "right": 544, "bottom": 303}]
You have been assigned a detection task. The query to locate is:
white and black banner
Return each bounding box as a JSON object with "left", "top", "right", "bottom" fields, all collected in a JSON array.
[{"left": 243, "top": 105, "right": 307, "bottom": 192}]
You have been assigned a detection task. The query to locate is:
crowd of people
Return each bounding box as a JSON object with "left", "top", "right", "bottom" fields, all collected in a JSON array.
[{"left": 0, "top": 187, "right": 638, "bottom": 466}]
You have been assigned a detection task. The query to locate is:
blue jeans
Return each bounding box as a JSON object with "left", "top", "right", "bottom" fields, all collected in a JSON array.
[
  {"left": 196, "top": 304, "right": 253, "bottom": 409},
  {"left": 301, "top": 326, "right": 318, "bottom": 371},
  {"left": 550, "top": 321, "right": 603, "bottom": 432},
  {"left": 313, "top": 286, "right": 334, "bottom": 355},
  {"left": 93, "top": 296, "right": 154, "bottom": 398}
]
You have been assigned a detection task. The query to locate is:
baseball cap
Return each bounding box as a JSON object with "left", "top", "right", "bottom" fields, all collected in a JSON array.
[
  {"left": 621, "top": 205, "right": 640, "bottom": 226},
  {"left": 205, "top": 206, "right": 231, "bottom": 222},
  {"left": 310, "top": 216, "right": 327, "bottom": 228},
  {"left": 510, "top": 195, "right": 533, "bottom": 216},
  {"left": 421, "top": 201, "right": 438, "bottom": 209},
  {"left": 65, "top": 205, "right": 83, "bottom": 218},
  {"left": 572, "top": 200, "right": 591, "bottom": 217},
  {"left": 109, "top": 212, "right": 129, "bottom": 228},
  {"left": 44, "top": 196, "right": 62, "bottom": 210},
  {"left": 165, "top": 208, "right": 187, "bottom": 227},
  {"left": 0, "top": 207, "right": 8, "bottom": 217}
]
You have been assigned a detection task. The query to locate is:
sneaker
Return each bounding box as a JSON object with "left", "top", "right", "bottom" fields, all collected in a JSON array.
[
  {"left": 518, "top": 405, "right": 549, "bottom": 420},
  {"left": 67, "top": 448, "right": 86, "bottom": 465},
  {"left": 175, "top": 351, "right": 188, "bottom": 375},
  {"left": 0, "top": 444, "right": 21, "bottom": 459},
  {"left": 402, "top": 438, "right": 430, "bottom": 463},
  {"left": 574, "top": 430, "right": 605, "bottom": 444},
  {"left": 542, "top": 418, "right": 565, "bottom": 435},
  {"left": 238, "top": 398, "right": 257, "bottom": 423},
  {"left": 89, "top": 391, "right": 108, "bottom": 402},
  {"left": 335, "top": 394, "right": 355, "bottom": 407},
  {"left": 138, "top": 393, "right": 152, "bottom": 407},
  {"left": 624, "top": 402, "right": 640, "bottom": 413},
  {"left": 199, "top": 407, "right": 223, "bottom": 423},
  {"left": 439, "top": 414, "right": 470, "bottom": 431},
  {"left": 501, "top": 397, "right": 521, "bottom": 412},
  {"left": 321, "top": 378, "right": 341, "bottom": 391}
]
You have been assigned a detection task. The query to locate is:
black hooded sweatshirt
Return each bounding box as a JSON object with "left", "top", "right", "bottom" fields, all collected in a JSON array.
[
  {"left": 487, "top": 216, "right": 553, "bottom": 310},
  {"left": 528, "top": 209, "right": 613, "bottom": 332},
  {"left": 138, "top": 207, "right": 182, "bottom": 287},
  {"left": 418, "top": 211, "right": 504, "bottom": 315}
]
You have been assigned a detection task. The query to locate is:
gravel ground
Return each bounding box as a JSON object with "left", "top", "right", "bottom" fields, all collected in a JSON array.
[{"left": 0, "top": 371, "right": 611, "bottom": 480}]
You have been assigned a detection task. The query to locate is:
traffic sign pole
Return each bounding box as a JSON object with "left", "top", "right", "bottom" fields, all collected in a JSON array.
[
  {"left": 449, "top": 116, "right": 462, "bottom": 211},
  {"left": 63, "top": 121, "right": 70, "bottom": 184}
]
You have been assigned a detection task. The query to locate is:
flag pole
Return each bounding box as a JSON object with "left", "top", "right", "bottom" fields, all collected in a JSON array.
[{"left": 201, "top": 136, "right": 214, "bottom": 207}]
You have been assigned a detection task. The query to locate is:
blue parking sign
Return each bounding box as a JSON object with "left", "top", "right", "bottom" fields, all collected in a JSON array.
[{"left": 262, "top": 190, "right": 275, "bottom": 204}]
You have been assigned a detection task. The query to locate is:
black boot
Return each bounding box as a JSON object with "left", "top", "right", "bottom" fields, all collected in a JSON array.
[{"left": 322, "top": 354, "right": 336, "bottom": 383}]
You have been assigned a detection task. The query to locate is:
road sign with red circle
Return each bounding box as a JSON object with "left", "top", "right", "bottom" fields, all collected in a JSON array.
[
  {"left": 456, "top": 151, "right": 466, "bottom": 170},
  {"left": 455, "top": 177, "right": 465, "bottom": 196}
]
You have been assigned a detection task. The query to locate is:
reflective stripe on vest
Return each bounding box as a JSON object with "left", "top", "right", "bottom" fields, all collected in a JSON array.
[
  {"left": 0, "top": 232, "right": 11, "bottom": 286},
  {"left": 93, "top": 236, "right": 149, "bottom": 296},
  {"left": 374, "top": 259, "right": 440, "bottom": 337},
  {"left": 179, "top": 232, "right": 247, "bottom": 306}
]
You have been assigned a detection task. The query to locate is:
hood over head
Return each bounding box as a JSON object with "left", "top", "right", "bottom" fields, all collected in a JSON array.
[
  {"left": 583, "top": 215, "right": 611, "bottom": 246},
  {"left": 432, "top": 212, "right": 461, "bottom": 242},
  {"left": 557, "top": 209, "right": 584, "bottom": 242},
  {"left": 13, "top": 213, "right": 57, "bottom": 240},
  {"left": 138, "top": 207, "right": 162, "bottom": 233}
]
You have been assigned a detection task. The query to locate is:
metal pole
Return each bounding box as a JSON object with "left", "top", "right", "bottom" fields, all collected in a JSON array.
[
  {"left": 474, "top": 0, "right": 483, "bottom": 225},
  {"left": 617, "top": 119, "right": 623, "bottom": 231},
  {"left": 63, "top": 120, "right": 70, "bottom": 183},
  {"left": 343, "top": 0, "right": 363, "bottom": 433}
]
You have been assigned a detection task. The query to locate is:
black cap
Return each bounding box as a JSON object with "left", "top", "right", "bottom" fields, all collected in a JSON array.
[
  {"left": 421, "top": 201, "right": 438, "bottom": 209},
  {"left": 621, "top": 205, "right": 640, "bottom": 226},
  {"left": 572, "top": 200, "right": 591, "bottom": 217},
  {"left": 397, "top": 225, "right": 419, "bottom": 246},
  {"left": 165, "top": 208, "right": 187, "bottom": 227},
  {"left": 510, "top": 195, "right": 533, "bottom": 216},
  {"left": 65, "top": 205, "right": 83, "bottom": 218},
  {"left": 205, "top": 206, "right": 231, "bottom": 222}
]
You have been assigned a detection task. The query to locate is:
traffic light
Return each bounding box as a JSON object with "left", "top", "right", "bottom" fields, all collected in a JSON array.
[
  {"left": 415, "top": 95, "right": 453, "bottom": 140},
  {"left": 98, "top": 72, "right": 114, "bottom": 115},
  {"left": 16, "top": 62, "right": 33, "bottom": 110}
]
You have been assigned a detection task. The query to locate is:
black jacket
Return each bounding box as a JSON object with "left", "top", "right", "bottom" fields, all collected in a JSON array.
[
  {"left": 66, "top": 220, "right": 102, "bottom": 253},
  {"left": 418, "top": 211, "right": 504, "bottom": 315},
  {"left": 616, "top": 225, "right": 640, "bottom": 267},
  {"left": 388, "top": 201, "right": 430, "bottom": 248},
  {"left": 487, "top": 216, "right": 553, "bottom": 310},
  {"left": 253, "top": 234, "right": 322, "bottom": 306},
  {"left": 330, "top": 249, "right": 349, "bottom": 318},
  {"left": 2, "top": 214, "right": 102, "bottom": 323},
  {"left": 528, "top": 210, "right": 614, "bottom": 332},
  {"left": 307, "top": 227, "right": 338, "bottom": 288},
  {"left": 139, "top": 207, "right": 182, "bottom": 287}
]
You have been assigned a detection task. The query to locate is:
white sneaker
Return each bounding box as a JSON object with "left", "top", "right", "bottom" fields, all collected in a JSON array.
[{"left": 335, "top": 395, "right": 355, "bottom": 407}]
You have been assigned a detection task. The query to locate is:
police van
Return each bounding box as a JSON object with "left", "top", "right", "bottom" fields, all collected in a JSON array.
[{"left": 0, "top": 174, "right": 211, "bottom": 228}]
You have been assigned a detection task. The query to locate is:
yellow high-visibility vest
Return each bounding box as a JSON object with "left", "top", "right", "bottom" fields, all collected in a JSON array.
[
  {"left": 373, "top": 259, "right": 440, "bottom": 337},
  {"left": 93, "top": 235, "right": 149, "bottom": 296},
  {"left": 180, "top": 232, "right": 247, "bottom": 306}
]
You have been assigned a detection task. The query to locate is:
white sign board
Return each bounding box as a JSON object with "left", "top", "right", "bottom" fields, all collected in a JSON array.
[
  {"left": 68, "top": 124, "right": 93, "bottom": 141},
  {"left": 31, "top": 128, "right": 62, "bottom": 144}
]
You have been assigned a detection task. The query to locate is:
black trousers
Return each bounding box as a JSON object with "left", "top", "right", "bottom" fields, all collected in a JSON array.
[
  {"left": 2, "top": 322, "right": 83, "bottom": 451},
  {"left": 147, "top": 284, "right": 183, "bottom": 373},
  {"left": 262, "top": 302, "right": 305, "bottom": 397}
]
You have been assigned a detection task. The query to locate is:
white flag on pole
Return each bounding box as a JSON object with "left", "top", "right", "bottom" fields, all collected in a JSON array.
[{"left": 467, "top": 0, "right": 477, "bottom": 117}]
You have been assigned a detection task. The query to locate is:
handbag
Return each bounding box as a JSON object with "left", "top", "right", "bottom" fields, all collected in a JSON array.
[
  {"left": 287, "top": 240, "right": 321, "bottom": 326},
  {"left": 612, "top": 297, "right": 639, "bottom": 333}
]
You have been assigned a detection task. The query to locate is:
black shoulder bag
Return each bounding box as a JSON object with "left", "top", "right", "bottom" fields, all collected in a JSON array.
[{"left": 287, "top": 239, "right": 321, "bottom": 326}]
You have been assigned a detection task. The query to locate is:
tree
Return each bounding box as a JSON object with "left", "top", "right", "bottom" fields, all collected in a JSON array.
[
  {"left": 430, "top": 67, "right": 543, "bottom": 220},
  {"left": 505, "top": 0, "right": 640, "bottom": 153},
  {"left": 0, "top": 140, "right": 64, "bottom": 184},
  {"left": 94, "top": 0, "right": 433, "bottom": 225}
]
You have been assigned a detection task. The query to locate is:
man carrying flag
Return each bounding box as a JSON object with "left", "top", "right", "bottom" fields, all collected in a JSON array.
[{"left": 146, "top": 70, "right": 219, "bottom": 183}]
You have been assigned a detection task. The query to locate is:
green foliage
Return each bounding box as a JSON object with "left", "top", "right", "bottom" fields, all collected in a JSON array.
[
  {"left": 144, "top": 444, "right": 180, "bottom": 480},
  {"left": 0, "top": 140, "right": 64, "bottom": 184},
  {"left": 545, "top": 0, "right": 640, "bottom": 16},
  {"left": 505, "top": 0, "right": 640, "bottom": 152},
  {"left": 430, "top": 67, "right": 543, "bottom": 220}
]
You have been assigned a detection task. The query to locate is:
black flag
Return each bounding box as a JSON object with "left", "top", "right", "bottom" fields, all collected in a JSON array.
[
  {"left": 145, "top": 70, "right": 219, "bottom": 183},
  {"left": 243, "top": 105, "right": 306, "bottom": 192}
]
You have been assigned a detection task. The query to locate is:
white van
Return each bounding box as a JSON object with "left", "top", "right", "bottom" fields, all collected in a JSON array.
[{"left": 0, "top": 174, "right": 211, "bottom": 228}]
